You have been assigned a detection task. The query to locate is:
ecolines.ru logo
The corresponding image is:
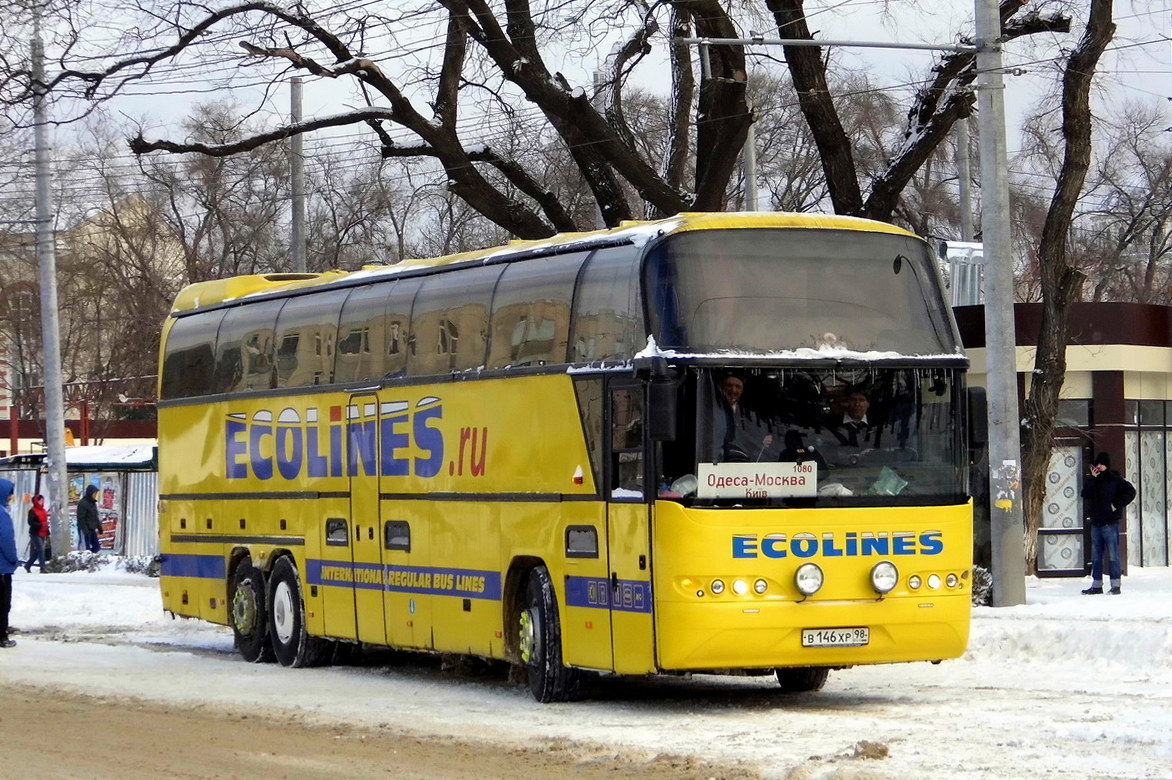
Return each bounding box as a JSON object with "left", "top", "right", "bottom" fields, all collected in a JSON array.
[
  {"left": 225, "top": 397, "right": 444, "bottom": 480},
  {"left": 732, "top": 531, "right": 944, "bottom": 559}
]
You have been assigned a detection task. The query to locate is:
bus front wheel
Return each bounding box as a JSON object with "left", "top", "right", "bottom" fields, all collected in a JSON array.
[
  {"left": 230, "top": 560, "right": 273, "bottom": 663},
  {"left": 518, "top": 566, "right": 579, "bottom": 703},
  {"left": 775, "top": 667, "right": 830, "bottom": 693},
  {"left": 268, "top": 557, "right": 331, "bottom": 668}
]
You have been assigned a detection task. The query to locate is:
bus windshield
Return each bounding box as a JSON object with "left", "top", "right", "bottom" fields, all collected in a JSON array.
[
  {"left": 645, "top": 228, "right": 957, "bottom": 356},
  {"left": 658, "top": 366, "right": 966, "bottom": 507}
]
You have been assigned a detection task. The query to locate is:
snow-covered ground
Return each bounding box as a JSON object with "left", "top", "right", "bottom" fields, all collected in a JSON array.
[{"left": 3, "top": 565, "right": 1171, "bottom": 779}]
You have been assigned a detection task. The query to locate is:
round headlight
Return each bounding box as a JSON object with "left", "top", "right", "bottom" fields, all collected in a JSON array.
[
  {"left": 870, "top": 561, "right": 898, "bottom": 594},
  {"left": 908, "top": 575, "right": 922, "bottom": 590},
  {"left": 753, "top": 578, "right": 768, "bottom": 594},
  {"left": 794, "top": 563, "right": 824, "bottom": 596},
  {"left": 927, "top": 574, "right": 942, "bottom": 589},
  {"left": 946, "top": 573, "right": 959, "bottom": 588},
  {"left": 733, "top": 579, "right": 749, "bottom": 595},
  {"left": 710, "top": 578, "right": 726, "bottom": 595}
]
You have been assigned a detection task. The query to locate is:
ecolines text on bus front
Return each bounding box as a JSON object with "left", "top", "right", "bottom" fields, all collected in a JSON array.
[
  {"left": 224, "top": 397, "right": 444, "bottom": 480},
  {"left": 732, "top": 530, "right": 944, "bottom": 559}
]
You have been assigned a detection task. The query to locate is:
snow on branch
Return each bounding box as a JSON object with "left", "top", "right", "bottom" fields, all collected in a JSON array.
[{"left": 129, "top": 107, "right": 397, "bottom": 157}]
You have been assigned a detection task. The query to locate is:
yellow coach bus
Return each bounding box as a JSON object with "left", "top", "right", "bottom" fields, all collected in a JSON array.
[{"left": 157, "top": 212, "right": 973, "bottom": 702}]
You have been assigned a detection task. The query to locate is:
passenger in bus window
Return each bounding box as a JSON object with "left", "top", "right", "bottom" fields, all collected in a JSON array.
[
  {"left": 716, "top": 373, "right": 773, "bottom": 462},
  {"left": 824, "top": 388, "right": 880, "bottom": 448}
]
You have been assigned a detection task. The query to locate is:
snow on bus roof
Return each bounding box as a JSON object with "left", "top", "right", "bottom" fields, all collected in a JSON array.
[{"left": 632, "top": 335, "right": 965, "bottom": 362}]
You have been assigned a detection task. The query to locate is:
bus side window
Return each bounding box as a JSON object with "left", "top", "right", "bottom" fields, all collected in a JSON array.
[
  {"left": 409, "top": 266, "right": 503, "bottom": 376},
  {"left": 488, "top": 252, "right": 586, "bottom": 368},
  {"left": 573, "top": 378, "right": 604, "bottom": 492},
  {"left": 274, "top": 289, "right": 347, "bottom": 388},
  {"left": 611, "top": 387, "right": 644, "bottom": 495},
  {"left": 214, "top": 300, "right": 284, "bottom": 393},
  {"left": 337, "top": 283, "right": 389, "bottom": 383},
  {"left": 571, "top": 246, "right": 643, "bottom": 362},
  {"left": 161, "top": 309, "right": 227, "bottom": 399}
]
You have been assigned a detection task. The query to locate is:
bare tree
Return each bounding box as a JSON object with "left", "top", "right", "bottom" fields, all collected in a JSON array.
[
  {"left": 0, "top": 1, "right": 1070, "bottom": 238},
  {"left": 1081, "top": 106, "right": 1172, "bottom": 303},
  {"left": 1019, "top": 0, "right": 1115, "bottom": 572},
  {"left": 137, "top": 103, "right": 290, "bottom": 281}
]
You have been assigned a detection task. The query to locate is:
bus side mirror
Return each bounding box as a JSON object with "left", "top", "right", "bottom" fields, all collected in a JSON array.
[
  {"left": 648, "top": 378, "right": 677, "bottom": 441},
  {"left": 967, "top": 386, "right": 988, "bottom": 449},
  {"left": 633, "top": 355, "right": 676, "bottom": 441}
]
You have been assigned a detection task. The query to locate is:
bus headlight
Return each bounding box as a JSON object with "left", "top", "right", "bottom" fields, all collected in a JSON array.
[
  {"left": 946, "top": 573, "right": 959, "bottom": 588},
  {"left": 870, "top": 561, "right": 898, "bottom": 594},
  {"left": 710, "top": 579, "right": 725, "bottom": 595},
  {"left": 927, "top": 574, "right": 941, "bottom": 589},
  {"left": 753, "top": 578, "right": 768, "bottom": 594},
  {"left": 908, "top": 575, "right": 922, "bottom": 590},
  {"left": 794, "top": 563, "right": 823, "bottom": 596},
  {"left": 732, "top": 579, "right": 749, "bottom": 595}
]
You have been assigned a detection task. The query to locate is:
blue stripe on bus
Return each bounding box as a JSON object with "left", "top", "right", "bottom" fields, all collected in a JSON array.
[
  {"left": 305, "top": 559, "right": 502, "bottom": 600},
  {"left": 565, "top": 575, "right": 652, "bottom": 614},
  {"left": 160, "top": 553, "right": 226, "bottom": 580}
]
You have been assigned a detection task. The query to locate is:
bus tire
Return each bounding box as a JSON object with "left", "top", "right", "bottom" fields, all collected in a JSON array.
[
  {"left": 229, "top": 560, "right": 273, "bottom": 663},
  {"left": 519, "top": 566, "right": 579, "bottom": 703},
  {"left": 268, "top": 557, "right": 331, "bottom": 668},
  {"left": 775, "top": 667, "right": 830, "bottom": 693}
]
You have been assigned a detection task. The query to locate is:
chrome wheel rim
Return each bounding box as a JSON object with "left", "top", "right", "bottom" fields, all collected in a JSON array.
[
  {"left": 518, "top": 607, "right": 539, "bottom": 664},
  {"left": 272, "top": 580, "right": 295, "bottom": 645},
  {"left": 231, "top": 582, "right": 257, "bottom": 635}
]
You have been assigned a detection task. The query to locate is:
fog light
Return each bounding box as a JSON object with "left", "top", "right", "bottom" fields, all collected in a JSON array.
[
  {"left": 927, "top": 574, "right": 941, "bottom": 589},
  {"left": 710, "top": 579, "right": 725, "bottom": 595},
  {"left": 870, "top": 561, "right": 898, "bottom": 594},
  {"left": 946, "top": 573, "right": 959, "bottom": 588},
  {"left": 908, "top": 575, "right": 922, "bottom": 590},
  {"left": 795, "top": 563, "right": 824, "bottom": 596},
  {"left": 733, "top": 579, "right": 749, "bottom": 595},
  {"left": 753, "top": 578, "right": 768, "bottom": 594}
]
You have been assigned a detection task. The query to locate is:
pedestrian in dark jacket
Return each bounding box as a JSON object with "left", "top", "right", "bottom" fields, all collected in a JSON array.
[
  {"left": 1080, "top": 452, "right": 1135, "bottom": 595},
  {"left": 25, "top": 494, "right": 49, "bottom": 572},
  {"left": 77, "top": 484, "right": 102, "bottom": 554},
  {"left": 1, "top": 478, "right": 19, "bottom": 647}
]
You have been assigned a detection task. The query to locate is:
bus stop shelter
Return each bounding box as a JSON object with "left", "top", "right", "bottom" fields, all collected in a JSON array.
[{"left": 0, "top": 445, "right": 159, "bottom": 561}]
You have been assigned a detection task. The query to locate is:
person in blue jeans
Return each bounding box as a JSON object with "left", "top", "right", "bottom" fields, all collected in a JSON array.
[
  {"left": 25, "top": 494, "right": 49, "bottom": 572},
  {"left": 0, "top": 479, "right": 19, "bottom": 647},
  {"left": 1080, "top": 452, "right": 1135, "bottom": 595},
  {"left": 77, "top": 484, "right": 102, "bottom": 554}
]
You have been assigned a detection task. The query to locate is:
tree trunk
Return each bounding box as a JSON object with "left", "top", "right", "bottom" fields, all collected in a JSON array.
[{"left": 1021, "top": 0, "right": 1114, "bottom": 573}]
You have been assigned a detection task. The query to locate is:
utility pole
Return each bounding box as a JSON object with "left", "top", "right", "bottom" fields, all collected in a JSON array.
[
  {"left": 290, "top": 76, "right": 306, "bottom": 272},
  {"left": 975, "top": 0, "right": 1026, "bottom": 606},
  {"left": 31, "top": 11, "right": 71, "bottom": 560},
  {"left": 956, "top": 117, "right": 974, "bottom": 241},
  {"left": 743, "top": 108, "right": 758, "bottom": 210}
]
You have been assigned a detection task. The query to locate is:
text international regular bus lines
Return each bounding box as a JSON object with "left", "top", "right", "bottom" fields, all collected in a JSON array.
[{"left": 156, "top": 212, "right": 974, "bottom": 702}]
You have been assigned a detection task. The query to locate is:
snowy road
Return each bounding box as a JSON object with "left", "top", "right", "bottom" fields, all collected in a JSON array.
[{"left": 2, "top": 567, "right": 1170, "bottom": 779}]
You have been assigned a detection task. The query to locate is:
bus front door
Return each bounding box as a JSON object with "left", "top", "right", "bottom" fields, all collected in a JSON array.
[
  {"left": 606, "top": 382, "right": 656, "bottom": 674},
  {"left": 348, "top": 393, "right": 388, "bottom": 645}
]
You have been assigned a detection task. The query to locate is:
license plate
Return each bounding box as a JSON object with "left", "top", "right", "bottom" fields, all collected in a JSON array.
[{"left": 801, "top": 627, "right": 869, "bottom": 647}]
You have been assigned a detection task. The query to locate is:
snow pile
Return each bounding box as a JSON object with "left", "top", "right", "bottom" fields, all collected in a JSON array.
[{"left": 968, "top": 569, "right": 1172, "bottom": 673}]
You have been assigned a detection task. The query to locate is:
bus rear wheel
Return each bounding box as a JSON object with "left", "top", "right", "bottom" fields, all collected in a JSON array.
[
  {"left": 268, "top": 557, "right": 331, "bottom": 668},
  {"left": 518, "top": 566, "right": 579, "bottom": 703},
  {"left": 230, "top": 560, "right": 273, "bottom": 663},
  {"left": 775, "top": 667, "right": 830, "bottom": 693}
]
